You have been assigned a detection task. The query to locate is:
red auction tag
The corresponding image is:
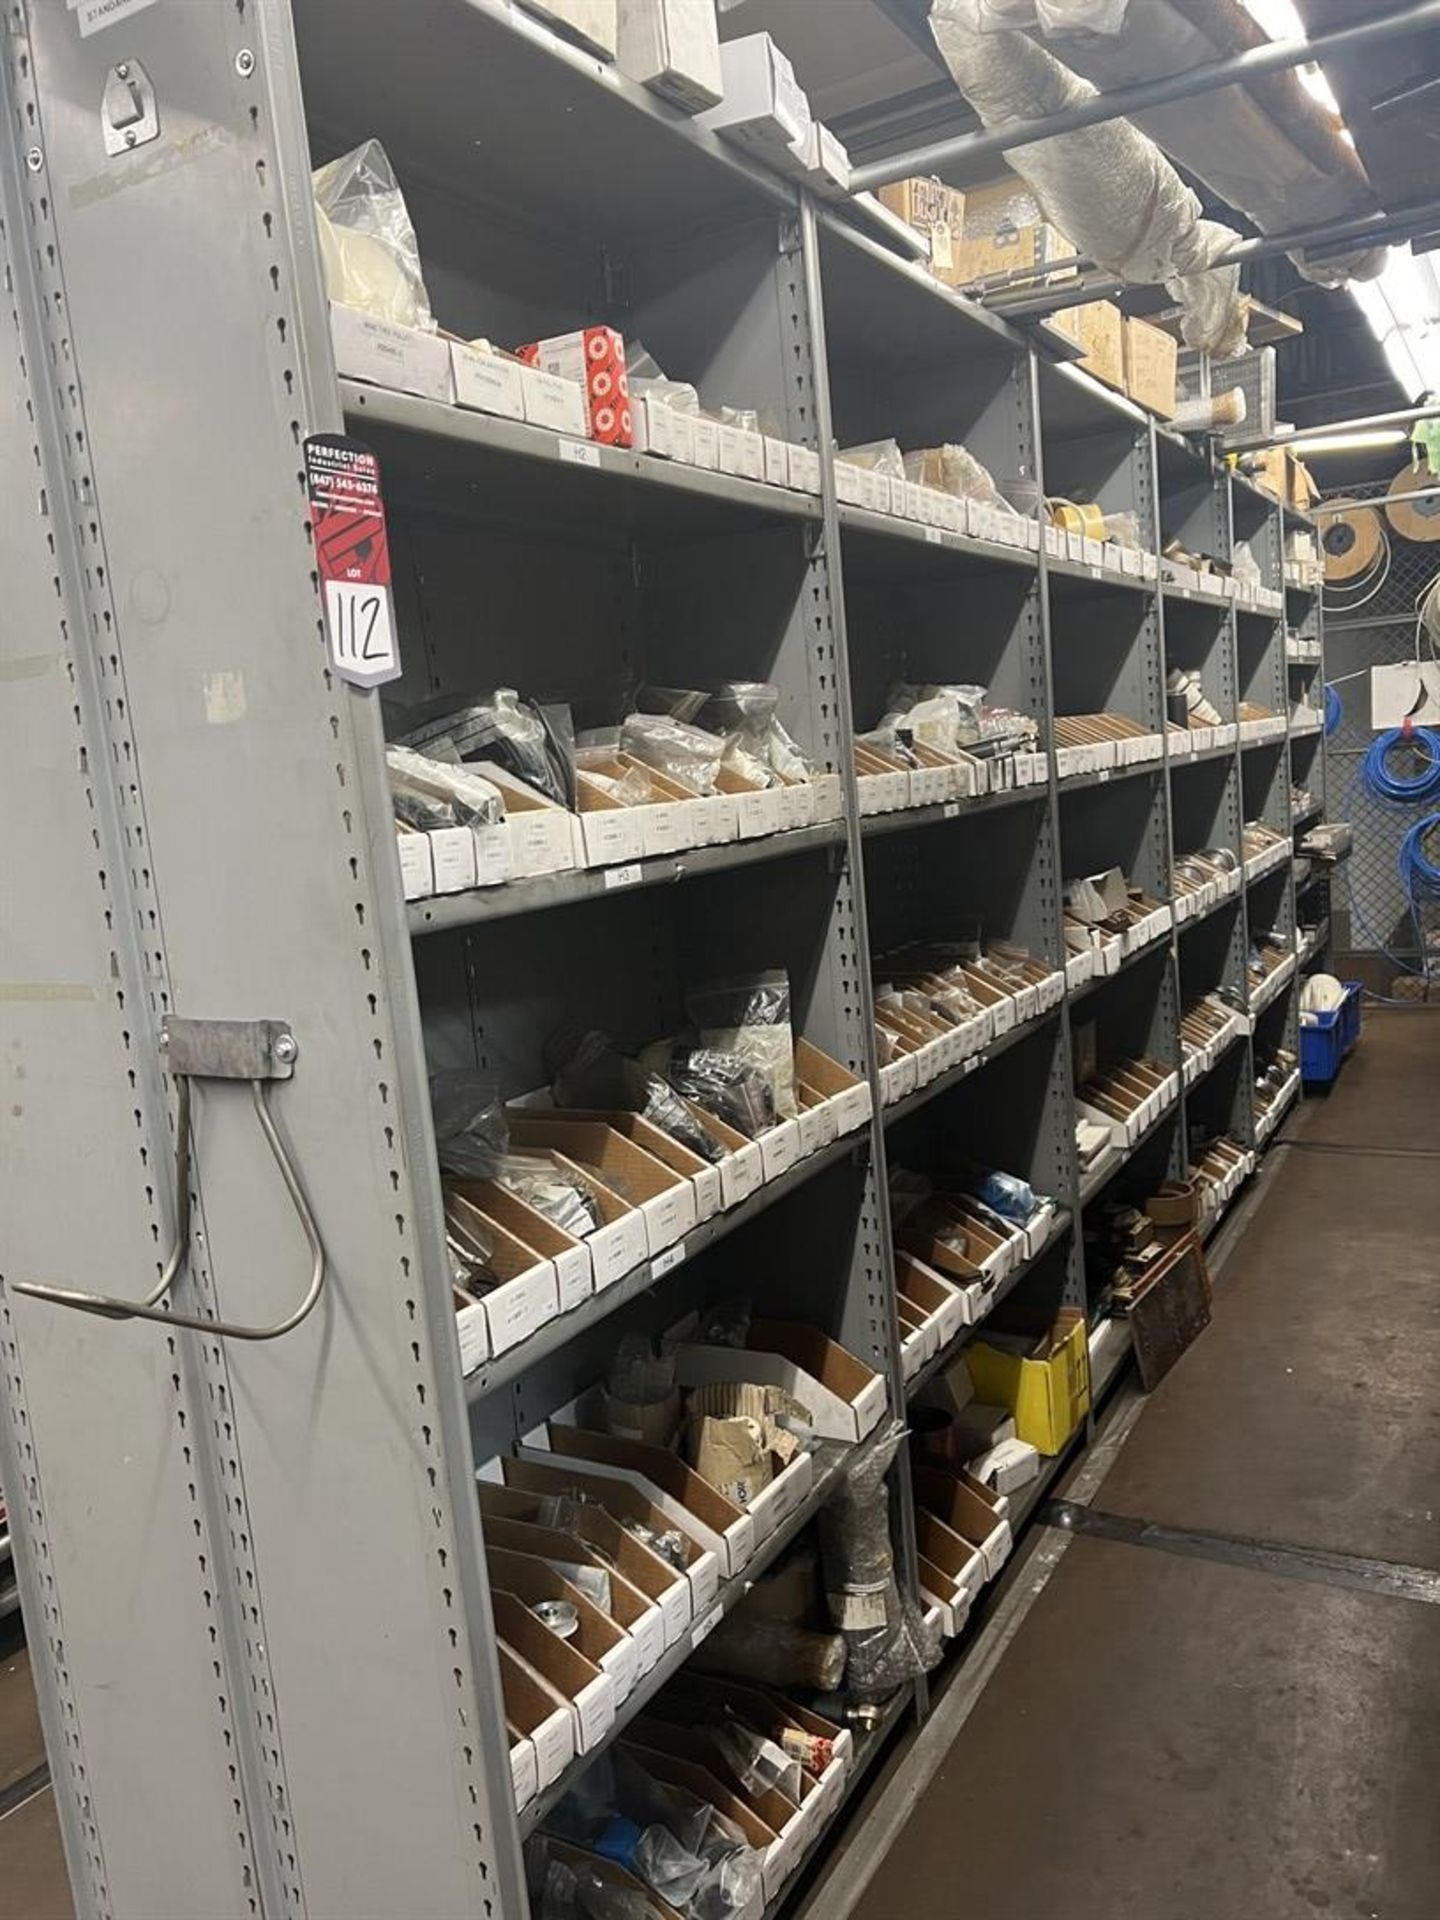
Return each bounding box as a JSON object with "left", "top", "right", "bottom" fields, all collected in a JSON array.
[{"left": 305, "top": 434, "right": 401, "bottom": 688}]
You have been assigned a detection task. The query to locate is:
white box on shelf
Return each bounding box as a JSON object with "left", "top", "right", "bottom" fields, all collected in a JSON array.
[
  {"left": 449, "top": 341, "right": 527, "bottom": 421},
  {"left": 696, "top": 31, "right": 812, "bottom": 161},
  {"left": 616, "top": 0, "right": 722, "bottom": 113},
  {"left": 519, "top": 363, "right": 590, "bottom": 438},
  {"left": 787, "top": 442, "right": 821, "bottom": 494},
  {"left": 330, "top": 305, "right": 454, "bottom": 404}
]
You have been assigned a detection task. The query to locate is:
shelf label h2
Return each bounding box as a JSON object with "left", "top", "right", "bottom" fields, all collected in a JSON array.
[{"left": 305, "top": 434, "right": 402, "bottom": 689}]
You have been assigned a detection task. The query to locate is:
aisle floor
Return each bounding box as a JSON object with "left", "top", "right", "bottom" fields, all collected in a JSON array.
[{"left": 846, "top": 1007, "right": 1440, "bottom": 1920}]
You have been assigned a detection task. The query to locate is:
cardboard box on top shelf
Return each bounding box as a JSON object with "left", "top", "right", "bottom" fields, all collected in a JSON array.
[
  {"left": 877, "top": 177, "right": 965, "bottom": 282},
  {"left": 517, "top": 0, "right": 617, "bottom": 57},
  {"left": 950, "top": 177, "right": 1074, "bottom": 290},
  {"left": 1124, "top": 317, "right": 1178, "bottom": 419},
  {"left": 696, "top": 32, "right": 811, "bottom": 167},
  {"left": 616, "top": 0, "right": 722, "bottom": 113},
  {"left": 1052, "top": 300, "right": 1126, "bottom": 393}
]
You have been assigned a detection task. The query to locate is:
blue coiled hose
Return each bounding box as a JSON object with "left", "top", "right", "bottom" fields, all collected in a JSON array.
[
  {"left": 1361, "top": 728, "right": 1440, "bottom": 805},
  {"left": 1400, "top": 812, "right": 1440, "bottom": 907},
  {"left": 1324, "top": 683, "right": 1342, "bottom": 736}
]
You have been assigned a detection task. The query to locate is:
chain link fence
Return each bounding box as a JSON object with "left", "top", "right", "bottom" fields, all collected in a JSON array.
[{"left": 1318, "top": 475, "right": 1440, "bottom": 980}]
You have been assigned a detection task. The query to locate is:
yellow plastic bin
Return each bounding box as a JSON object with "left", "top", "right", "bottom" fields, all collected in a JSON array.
[{"left": 966, "top": 1308, "right": 1092, "bottom": 1454}]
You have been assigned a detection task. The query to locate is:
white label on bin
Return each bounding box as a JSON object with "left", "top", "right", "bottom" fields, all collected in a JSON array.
[
  {"left": 943, "top": 802, "right": 960, "bottom": 819},
  {"left": 651, "top": 1240, "right": 687, "bottom": 1278},
  {"left": 924, "top": 527, "right": 942, "bottom": 546},
  {"left": 559, "top": 438, "right": 600, "bottom": 468},
  {"left": 604, "top": 863, "right": 642, "bottom": 891}
]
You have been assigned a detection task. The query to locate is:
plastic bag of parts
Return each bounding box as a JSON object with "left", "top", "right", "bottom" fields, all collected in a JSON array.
[
  {"left": 705, "top": 683, "right": 813, "bottom": 786},
  {"left": 691, "top": 1611, "right": 847, "bottom": 1691},
  {"left": 444, "top": 1200, "right": 497, "bottom": 1293},
  {"left": 621, "top": 712, "right": 725, "bottom": 796},
  {"left": 820, "top": 1423, "right": 942, "bottom": 1701},
  {"left": 973, "top": 1168, "right": 1036, "bottom": 1223},
  {"left": 903, "top": 443, "right": 1000, "bottom": 505},
  {"left": 575, "top": 750, "right": 658, "bottom": 810},
  {"left": 499, "top": 1153, "right": 603, "bottom": 1239},
  {"left": 686, "top": 973, "right": 798, "bottom": 1122},
  {"left": 526, "top": 1841, "right": 658, "bottom": 1920},
  {"left": 840, "top": 438, "right": 906, "bottom": 480},
  {"left": 430, "top": 1069, "right": 508, "bottom": 1180},
  {"left": 546, "top": 1025, "right": 724, "bottom": 1165},
  {"left": 386, "top": 745, "right": 505, "bottom": 832},
  {"left": 397, "top": 690, "right": 575, "bottom": 808},
  {"left": 626, "top": 341, "right": 701, "bottom": 418},
  {"left": 942, "top": 0, "right": 1129, "bottom": 31},
  {"left": 928, "top": 1, "right": 1244, "bottom": 354},
  {"left": 1231, "top": 539, "right": 1263, "bottom": 587},
  {"left": 711, "top": 1725, "right": 800, "bottom": 1801},
  {"left": 652, "top": 1044, "right": 776, "bottom": 1140},
  {"left": 313, "top": 140, "right": 434, "bottom": 331},
  {"left": 606, "top": 1334, "right": 677, "bottom": 1427}
]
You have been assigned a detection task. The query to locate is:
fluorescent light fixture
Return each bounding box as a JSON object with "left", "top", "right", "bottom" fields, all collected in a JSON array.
[
  {"left": 1292, "top": 429, "right": 1408, "bottom": 454},
  {"left": 1240, "top": 0, "right": 1342, "bottom": 114},
  {"left": 1351, "top": 251, "right": 1440, "bottom": 402}
]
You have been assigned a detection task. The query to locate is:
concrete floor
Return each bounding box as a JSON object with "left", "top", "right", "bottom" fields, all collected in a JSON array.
[
  {"left": 850, "top": 1007, "right": 1440, "bottom": 1920},
  {"left": 0, "top": 1011, "right": 1435, "bottom": 1919}
]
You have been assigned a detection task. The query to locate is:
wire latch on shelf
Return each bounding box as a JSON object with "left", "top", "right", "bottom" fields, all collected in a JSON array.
[{"left": 12, "top": 1017, "right": 328, "bottom": 1342}]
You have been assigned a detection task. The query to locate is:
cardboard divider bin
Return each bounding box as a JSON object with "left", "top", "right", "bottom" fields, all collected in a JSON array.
[
  {"left": 455, "top": 1176, "right": 593, "bottom": 1311},
  {"left": 684, "top": 1103, "right": 764, "bottom": 1209},
  {"left": 674, "top": 1317, "right": 887, "bottom": 1443},
  {"left": 490, "top": 1453, "right": 709, "bottom": 1630},
  {"left": 506, "top": 1114, "right": 697, "bottom": 1254},
  {"left": 445, "top": 1189, "right": 559, "bottom": 1364},
  {"left": 629, "top": 1714, "right": 810, "bottom": 1885},
  {"left": 622, "top": 1742, "right": 789, "bottom": 1905},
  {"left": 538, "top": 1842, "right": 685, "bottom": 1920},
  {"left": 896, "top": 1252, "right": 969, "bottom": 1349},
  {"left": 486, "top": 1544, "right": 639, "bottom": 1702},
  {"left": 497, "top": 1640, "right": 575, "bottom": 1797},
  {"left": 481, "top": 1513, "right": 665, "bottom": 1676},
  {"left": 526, "top": 1417, "right": 755, "bottom": 1577},
  {"left": 660, "top": 1675, "right": 852, "bottom": 1832},
  {"left": 492, "top": 1589, "right": 615, "bottom": 1754},
  {"left": 914, "top": 1458, "right": 1013, "bottom": 1581},
  {"left": 542, "top": 1107, "right": 722, "bottom": 1223},
  {"left": 473, "top": 763, "right": 576, "bottom": 878}
]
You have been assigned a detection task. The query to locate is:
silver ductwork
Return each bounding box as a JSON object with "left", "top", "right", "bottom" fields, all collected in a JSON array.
[{"left": 931, "top": 0, "right": 1248, "bottom": 352}]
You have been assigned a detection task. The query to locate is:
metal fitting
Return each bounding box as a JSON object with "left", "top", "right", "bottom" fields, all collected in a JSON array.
[{"left": 235, "top": 48, "right": 255, "bottom": 77}]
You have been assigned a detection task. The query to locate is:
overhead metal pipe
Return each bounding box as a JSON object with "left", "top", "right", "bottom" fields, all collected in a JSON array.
[
  {"left": 850, "top": 0, "right": 1440, "bottom": 193},
  {"left": 1271, "top": 406, "right": 1440, "bottom": 447},
  {"left": 1311, "top": 486, "right": 1440, "bottom": 515},
  {"left": 985, "top": 199, "right": 1440, "bottom": 320}
]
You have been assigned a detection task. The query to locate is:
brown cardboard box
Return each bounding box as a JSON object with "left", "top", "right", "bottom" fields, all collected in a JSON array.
[
  {"left": 1124, "top": 318, "right": 1178, "bottom": 418},
  {"left": 951, "top": 178, "right": 1073, "bottom": 290},
  {"left": 1052, "top": 301, "right": 1125, "bottom": 392},
  {"left": 878, "top": 177, "right": 967, "bottom": 285}
]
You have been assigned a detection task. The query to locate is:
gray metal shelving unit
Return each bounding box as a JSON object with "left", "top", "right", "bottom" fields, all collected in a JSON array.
[{"left": 0, "top": 6, "right": 1319, "bottom": 1913}]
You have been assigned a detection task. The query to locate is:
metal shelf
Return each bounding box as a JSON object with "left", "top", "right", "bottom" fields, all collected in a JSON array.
[
  {"left": 880, "top": 1007, "right": 1062, "bottom": 1130},
  {"left": 408, "top": 822, "right": 846, "bottom": 934},
  {"left": 1057, "top": 759, "right": 1164, "bottom": 796},
  {"left": 342, "top": 383, "right": 821, "bottom": 538},
  {"left": 464, "top": 1134, "right": 862, "bottom": 1403},
  {"left": 837, "top": 502, "right": 1038, "bottom": 579},
  {"left": 1069, "top": 930, "right": 1172, "bottom": 1003},
  {"left": 860, "top": 784, "right": 1047, "bottom": 842},
  {"left": 1038, "top": 358, "right": 1146, "bottom": 439},
  {"left": 1078, "top": 1097, "right": 1182, "bottom": 1209},
  {"left": 516, "top": 1421, "right": 891, "bottom": 1840},
  {"left": 1049, "top": 555, "right": 1154, "bottom": 596}
]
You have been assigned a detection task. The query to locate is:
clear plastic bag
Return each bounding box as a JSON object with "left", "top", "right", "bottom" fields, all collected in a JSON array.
[
  {"left": 498, "top": 1154, "right": 602, "bottom": 1238},
  {"left": 397, "top": 690, "right": 574, "bottom": 808},
  {"left": 545, "top": 1026, "right": 724, "bottom": 1164},
  {"left": 840, "top": 438, "right": 906, "bottom": 480},
  {"left": 903, "top": 443, "right": 1000, "bottom": 504},
  {"left": 387, "top": 745, "right": 505, "bottom": 829},
  {"left": 430, "top": 1070, "right": 507, "bottom": 1180},
  {"left": 702, "top": 682, "right": 812, "bottom": 784},
  {"left": 621, "top": 713, "right": 725, "bottom": 796},
  {"left": 625, "top": 341, "right": 701, "bottom": 417},
  {"left": 655, "top": 1045, "right": 776, "bottom": 1140},
  {"left": 686, "top": 973, "right": 798, "bottom": 1122},
  {"left": 973, "top": 1169, "right": 1037, "bottom": 1222},
  {"left": 313, "top": 140, "right": 434, "bottom": 330},
  {"left": 711, "top": 1725, "right": 800, "bottom": 1801},
  {"left": 820, "top": 1424, "right": 941, "bottom": 1701},
  {"left": 527, "top": 1842, "right": 659, "bottom": 1920}
]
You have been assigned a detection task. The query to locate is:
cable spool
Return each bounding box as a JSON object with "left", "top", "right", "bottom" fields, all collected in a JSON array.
[
  {"left": 1386, "top": 464, "right": 1440, "bottom": 544},
  {"left": 1321, "top": 498, "right": 1384, "bottom": 583}
]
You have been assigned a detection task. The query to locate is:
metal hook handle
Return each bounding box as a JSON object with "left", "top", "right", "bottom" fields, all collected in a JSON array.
[{"left": 13, "top": 1027, "right": 327, "bottom": 1342}]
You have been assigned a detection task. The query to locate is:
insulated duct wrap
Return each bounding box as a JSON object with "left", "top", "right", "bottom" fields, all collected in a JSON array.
[{"left": 930, "top": 0, "right": 1247, "bottom": 354}]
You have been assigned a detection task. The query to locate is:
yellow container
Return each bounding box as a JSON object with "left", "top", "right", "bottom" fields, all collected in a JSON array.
[{"left": 966, "top": 1309, "right": 1092, "bottom": 1454}]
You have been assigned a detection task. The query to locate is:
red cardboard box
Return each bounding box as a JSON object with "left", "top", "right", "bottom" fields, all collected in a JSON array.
[{"left": 519, "top": 327, "right": 633, "bottom": 447}]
